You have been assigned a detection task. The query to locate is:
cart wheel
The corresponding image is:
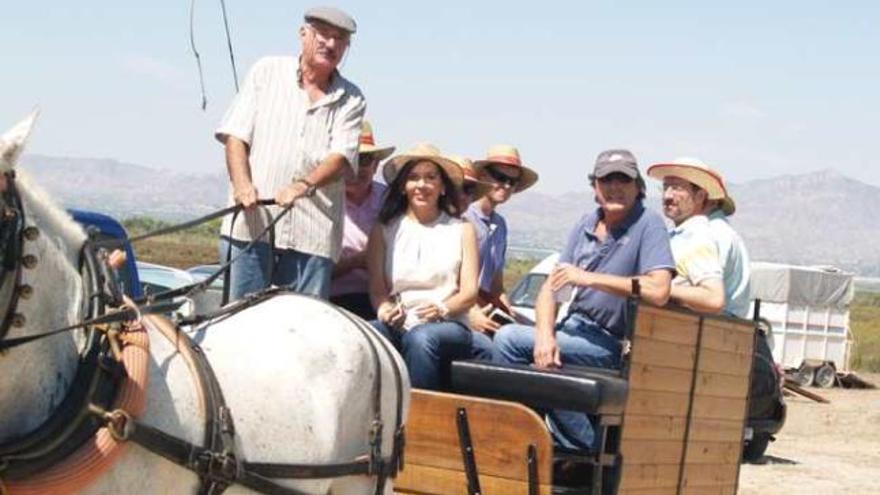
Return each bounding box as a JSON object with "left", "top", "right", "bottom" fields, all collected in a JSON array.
[
  {"left": 792, "top": 365, "right": 815, "bottom": 387},
  {"left": 814, "top": 364, "right": 837, "bottom": 388}
]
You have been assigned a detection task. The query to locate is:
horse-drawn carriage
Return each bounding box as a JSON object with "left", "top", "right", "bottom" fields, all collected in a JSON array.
[{"left": 0, "top": 113, "right": 764, "bottom": 494}]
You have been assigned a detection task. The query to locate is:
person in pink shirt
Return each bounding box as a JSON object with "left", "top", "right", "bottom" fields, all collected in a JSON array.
[{"left": 329, "top": 121, "right": 395, "bottom": 318}]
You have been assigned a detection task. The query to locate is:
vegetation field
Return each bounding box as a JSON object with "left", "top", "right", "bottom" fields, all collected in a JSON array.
[
  {"left": 124, "top": 216, "right": 219, "bottom": 269},
  {"left": 851, "top": 292, "right": 880, "bottom": 372}
]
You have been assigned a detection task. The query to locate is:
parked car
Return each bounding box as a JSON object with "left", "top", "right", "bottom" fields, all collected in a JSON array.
[
  {"left": 187, "top": 264, "right": 225, "bottom": 291},
  {"left": 509, "top": 253, "right": 787, "bottom": 462},
  {"left": 508, "top": 253, "right": 568, "bottom": 324},
  {"left": 186, "top": 264, "right": 224, "bottom": 312},
  {"left": 137, "top": 261, "right": 197, "bottom": 295}
]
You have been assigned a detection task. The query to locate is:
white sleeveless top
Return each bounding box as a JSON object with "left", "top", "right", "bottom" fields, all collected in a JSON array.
[{"left": 383, "top": 213, "right": 465, "bottom": 328}]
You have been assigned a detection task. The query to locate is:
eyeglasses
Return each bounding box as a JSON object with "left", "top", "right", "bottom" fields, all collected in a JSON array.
[
  {"left": 596, "top": 173, "right": 634, "bottom": 185},
  {"left": 485, "top": 167, "right": 521, "bottom": 188},
  {"left": 306, "top": 23, "right": 350, "bottom": 44}
]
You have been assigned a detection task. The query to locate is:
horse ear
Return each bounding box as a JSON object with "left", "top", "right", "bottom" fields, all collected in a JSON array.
[{"left": 0, "top": 108, "right": 41, "bottom": 173}]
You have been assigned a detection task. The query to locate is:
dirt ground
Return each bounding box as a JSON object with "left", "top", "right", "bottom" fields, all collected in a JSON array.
[{"left": 738, "top": 373, "right": 880, "bottom": 494}]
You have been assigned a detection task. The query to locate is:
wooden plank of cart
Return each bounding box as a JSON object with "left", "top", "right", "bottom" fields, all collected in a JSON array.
[{"left": 396, "top": 297, "right": 757, "bottom": 495}]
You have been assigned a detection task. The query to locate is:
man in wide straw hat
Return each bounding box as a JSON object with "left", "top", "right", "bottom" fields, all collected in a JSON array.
[
  {"left": 215, "top": 6, "right": 363, "bottom": 300},
  {"left": 650, "top": 158, "right": 751, "bottom": 318},
  {"left": 495, "top": 149, "right": 675, "bottom": 451},
  {"left": 647, "top": 157, "right": 728, "bottom": 314},
  {"left": 329, "top": 120, "right": 395, "bottom": 319},
  {"left": 463, "top": 145, "right": 538, "bottom": 358}
]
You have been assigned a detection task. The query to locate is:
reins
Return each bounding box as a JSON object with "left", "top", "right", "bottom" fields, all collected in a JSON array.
[{"left": 0, "top": 199, "right": 290, "bottom": 353}]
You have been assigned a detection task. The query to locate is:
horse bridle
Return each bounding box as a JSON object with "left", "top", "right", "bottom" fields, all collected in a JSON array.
[{"left": 0, "top": 170, "right": 26, "bottom": 343}]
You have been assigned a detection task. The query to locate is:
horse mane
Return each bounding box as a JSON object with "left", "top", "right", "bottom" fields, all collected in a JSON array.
[{"left": 16, "top": 168, "right": 87, "bottom": 264}]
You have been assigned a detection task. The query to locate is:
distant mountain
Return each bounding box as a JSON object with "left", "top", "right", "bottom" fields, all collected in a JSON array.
[
  {"left": 500, "top": 169, "right": 880, "bottom": 276},
  {"left": 18, "top": 155, "right": 880, "bottom": 276},
  {"left": 19, "top": 155, "right": 228, "bottom": 220}
]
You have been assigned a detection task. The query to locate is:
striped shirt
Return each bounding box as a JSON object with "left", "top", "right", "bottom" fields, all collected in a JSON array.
[{"left": 215, "top": 56, "right": 366, "bottom": 261}]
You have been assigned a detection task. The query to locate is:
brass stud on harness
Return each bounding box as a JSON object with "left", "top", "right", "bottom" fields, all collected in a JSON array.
[
  {"left": 22, "top": 255, "right": 38, "bottom": 269},
  {"left": 22, "top": 226, "right": 39, "bottom": 241},
  {"left": 18, "top": 284, "right": 33, "bottom": 299},
  {"left": 11, "top": 314, "right": 25, "bottom": 328}
]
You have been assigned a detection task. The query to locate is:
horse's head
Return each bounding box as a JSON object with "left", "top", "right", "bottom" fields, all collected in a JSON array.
[
  {"left": 0, "top": 112, "right": 90, "bottom": 439},
  {"left": 0, "top": 112, "right": 37, "bottom": 341}
]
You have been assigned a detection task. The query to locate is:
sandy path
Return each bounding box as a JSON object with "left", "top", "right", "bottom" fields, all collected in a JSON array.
[{"left": 738, "top": 373, "right": 880, "bottom": 494}]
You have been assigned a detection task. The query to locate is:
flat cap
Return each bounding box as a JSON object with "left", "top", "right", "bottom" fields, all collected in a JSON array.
[{"left": 304, "top": 6, "right": 357, "bottom": 34}]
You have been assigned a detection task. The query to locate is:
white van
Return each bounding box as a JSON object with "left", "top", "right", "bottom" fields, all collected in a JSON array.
[{"left": 508, "top": 253, "right": 570, "bottom": 324}]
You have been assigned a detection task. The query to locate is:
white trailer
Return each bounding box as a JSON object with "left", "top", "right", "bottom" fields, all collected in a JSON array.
[{"left": 750, "top": 262, "right": 855, "bottom": 388}]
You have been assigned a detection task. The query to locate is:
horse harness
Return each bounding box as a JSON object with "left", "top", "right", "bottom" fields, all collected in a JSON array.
[
  {"left": 0, "top": 171, "right": 407, "bottom": 495},
  {"left": 126, "top": 290, "right": 407, "bottom": 495}
]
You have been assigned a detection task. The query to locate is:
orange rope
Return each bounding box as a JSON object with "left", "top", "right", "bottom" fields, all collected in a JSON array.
[{"left": 6, "top": 321, "right": 150, "bottom": 494}]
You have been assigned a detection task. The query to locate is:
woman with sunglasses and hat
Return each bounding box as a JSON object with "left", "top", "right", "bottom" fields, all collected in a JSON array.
[{"left": 366, "top": 143, "right": 480, "bottom": 390}]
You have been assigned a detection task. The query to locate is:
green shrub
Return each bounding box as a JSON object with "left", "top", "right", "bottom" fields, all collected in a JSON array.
[{"left": 851, "top": 292, "right": 880, "bottom": 372}]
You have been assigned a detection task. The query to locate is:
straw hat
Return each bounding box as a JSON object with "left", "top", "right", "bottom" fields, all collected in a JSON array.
[
  {"left": 473, "top": 144, "right": 538, "bottom": 193},
  {"left": 383, "top": 143, "right": 464, "bottom": 186},
  {"left": 647, "top": 157, "right": 728, "bottom": 201},
  {"left": 358, "top": 121, "right": 395, "bottom": 162},
  {"left": 450, "top": 155, "right": 491, "bottom": 197}
]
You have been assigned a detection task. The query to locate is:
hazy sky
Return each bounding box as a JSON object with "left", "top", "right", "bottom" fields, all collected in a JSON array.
[{"left": 4, "top": 1, "right": 878, "bottom": 193}]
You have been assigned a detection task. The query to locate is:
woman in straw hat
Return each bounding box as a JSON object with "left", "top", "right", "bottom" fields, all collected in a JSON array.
[
  {"left": 329, "top": 121, "right": 395, "bottom": 319},
  {"left": 366, "top": 143, "right": 480, "bottom": 390}
]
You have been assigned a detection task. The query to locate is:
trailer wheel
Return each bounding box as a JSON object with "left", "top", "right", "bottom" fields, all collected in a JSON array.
[
  {"left": 814, "top": 364, "right": 837, "bottom": 388},
  {"left": 792, "top": 365, "right": 815, "bottom": 387},
  {"left": 742, "top": 432, "right": 772, "bottom": 463}
]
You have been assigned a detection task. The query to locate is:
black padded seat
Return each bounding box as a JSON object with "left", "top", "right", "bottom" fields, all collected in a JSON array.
[{"left": 450, "top": 360, "right": 628, "bottom": 415}]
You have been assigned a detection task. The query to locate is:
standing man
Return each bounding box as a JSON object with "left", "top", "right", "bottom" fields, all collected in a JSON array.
[
  {"left": 464, "top": 145, "right": 538, "bottom": 358},
  {"left": 647, "top": 157, "right": 726, "bottom": 314},
  {"left": 329, "top": 121, "right": 395, "bottom": 319},
  {"left": 215, "top": 7, "right": 365, "bottom": 300},
  {"left": 495, "top": 149, "right": 675, "bottom": 451}
]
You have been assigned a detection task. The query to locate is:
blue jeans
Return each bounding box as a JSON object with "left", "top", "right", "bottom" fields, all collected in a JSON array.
[
  {"left": 494, "top": 313, "right": 622, "bottom": 451},
  {"left": 370, "top": 319, "right": 473, "bottom": 390},
  {"left": 471, "top": 331, "right": 501, "bottom": 362},
  {"left": 219, "top": 237, "right": 333, "bottom": 301}
]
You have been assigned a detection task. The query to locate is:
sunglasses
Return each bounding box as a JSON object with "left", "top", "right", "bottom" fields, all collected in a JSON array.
[
  {"left": 596, "top": 173, "right": 635, "bottom": 185},
  {"left": 485, "top": 167, "right": 521, "bottom": 188},
  {"left": 357, "top": 154, "right": 380, "bottom": 168}
]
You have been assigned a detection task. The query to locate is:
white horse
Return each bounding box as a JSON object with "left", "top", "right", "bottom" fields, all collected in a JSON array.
[{"left": 0, "top": 112, "right": 410, "bottom": 495}]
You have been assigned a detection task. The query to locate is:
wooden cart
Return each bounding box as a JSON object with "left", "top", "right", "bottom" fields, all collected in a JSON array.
[{"left": 396, "top": 303, "right": 757, "bottom": 495}]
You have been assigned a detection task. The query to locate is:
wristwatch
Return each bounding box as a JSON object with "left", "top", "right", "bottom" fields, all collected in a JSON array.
[{"left": 295, "top": 179, "right": 317, "bottom": 197}]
